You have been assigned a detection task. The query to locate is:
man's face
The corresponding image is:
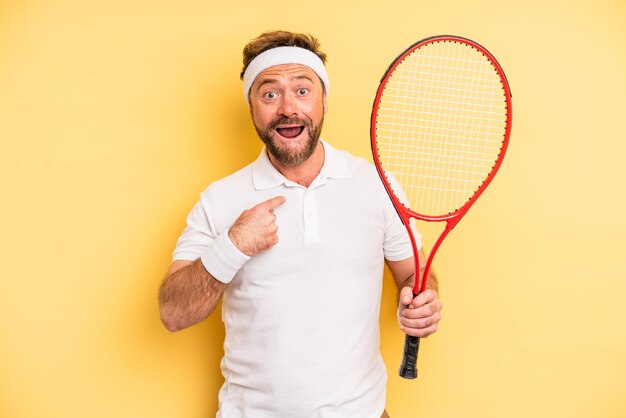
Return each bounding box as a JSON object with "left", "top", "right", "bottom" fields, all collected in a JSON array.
[{"left": 248, "top": 64, "right": 327, "bottom": 167}]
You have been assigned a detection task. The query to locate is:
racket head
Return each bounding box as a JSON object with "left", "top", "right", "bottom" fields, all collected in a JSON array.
[{"left": 371, "top": 35, "right": 512, "bottom": 223}]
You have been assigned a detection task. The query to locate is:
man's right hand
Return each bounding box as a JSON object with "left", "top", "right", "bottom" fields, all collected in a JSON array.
[{"left": 228, "top": 196, "right": 286, "bottom": 256}]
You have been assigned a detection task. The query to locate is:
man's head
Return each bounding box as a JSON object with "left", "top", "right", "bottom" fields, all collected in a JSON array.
[{"left": 241, "top": 31, "right": 329, "bottom": 167}]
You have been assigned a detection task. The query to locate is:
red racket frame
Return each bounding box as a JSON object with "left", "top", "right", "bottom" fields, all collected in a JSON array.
[{"left": 371, "top": 35, "right": 513, "bottom": 296}]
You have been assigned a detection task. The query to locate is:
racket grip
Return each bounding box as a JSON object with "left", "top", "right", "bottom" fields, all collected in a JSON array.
[{"left": 399, "top": 334, "right": 420, "bottom": 379}]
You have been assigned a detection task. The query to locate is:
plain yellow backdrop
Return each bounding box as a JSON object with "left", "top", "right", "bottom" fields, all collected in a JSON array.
[{"left": 1, "top": 0, "right": 625, "bottom": 417}]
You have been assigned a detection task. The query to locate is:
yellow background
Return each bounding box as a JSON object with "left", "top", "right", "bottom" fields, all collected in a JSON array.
[{"left": 1, "top": 0, "right": 625, "bottom": 417}]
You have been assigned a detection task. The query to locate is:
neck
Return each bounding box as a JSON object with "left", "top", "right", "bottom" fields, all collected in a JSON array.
[{"left": 268, "top": 141, "right": 325, "bottom": 188}]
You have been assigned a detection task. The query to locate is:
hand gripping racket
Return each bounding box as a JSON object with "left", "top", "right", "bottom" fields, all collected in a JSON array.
[{"left": 370, "top": 35, "right": 512, "bottom": 379}]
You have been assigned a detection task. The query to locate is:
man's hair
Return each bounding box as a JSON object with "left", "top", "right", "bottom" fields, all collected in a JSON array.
[{"left": 240, "top": 30, "right": 327, "bottom": 80}]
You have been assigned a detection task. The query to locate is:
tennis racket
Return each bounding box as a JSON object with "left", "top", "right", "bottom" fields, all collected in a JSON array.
[{"left": 370, "top": 35, "right": 512, "bottom": 379}]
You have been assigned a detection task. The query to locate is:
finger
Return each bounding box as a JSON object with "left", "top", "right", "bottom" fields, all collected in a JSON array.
[
  {"left": 399, "top": 286, "right": 414, "bottom": 306},
  {"left": 399, "top": 311, "right": 441, "bottom": 328},
  {"left": 400, "top": 323, "right": 439, "bottom": 338},
  {"left": 256, "top": 195, "right": 286, "bottom": 211},
  {"left": 267, "top": 232, "right": 279, "bottom": 246},
  {"left": 401, "top": 299, "right": 442, "bottom": 319},
  {"left": 411, "top": 289, "right": 438, "bottom": 307}
]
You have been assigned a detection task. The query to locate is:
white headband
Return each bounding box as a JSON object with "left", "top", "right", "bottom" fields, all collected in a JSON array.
[{"left": 242, "top": 46, "right": 330, "bottom": 103}]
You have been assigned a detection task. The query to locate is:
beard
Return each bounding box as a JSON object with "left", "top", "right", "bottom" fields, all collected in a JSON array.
[{"left": 254, "top": 115, "right": 324, "bottom": 167}]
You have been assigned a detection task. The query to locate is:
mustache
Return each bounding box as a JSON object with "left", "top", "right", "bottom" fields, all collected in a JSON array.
[{"left": 267, "top": 116, "right": 311, "bottom": 131}]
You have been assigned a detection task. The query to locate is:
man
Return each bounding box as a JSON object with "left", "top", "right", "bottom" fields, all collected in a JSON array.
[{"left": 158, "top": 30, "right": 442, "bottom": 418}]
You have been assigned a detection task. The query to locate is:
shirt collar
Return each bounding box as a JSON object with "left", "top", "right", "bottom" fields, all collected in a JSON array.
[{"left": 251, "top": 139, "right": 351, "bottom": 190}]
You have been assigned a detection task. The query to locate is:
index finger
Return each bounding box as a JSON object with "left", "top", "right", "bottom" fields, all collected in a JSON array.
[{"left": 255, "top": 195, "right": 286, "bottom": 211}]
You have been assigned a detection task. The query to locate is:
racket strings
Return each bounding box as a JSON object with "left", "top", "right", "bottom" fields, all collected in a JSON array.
[{"left": 375, "top": 41, "right": 508, "bottom": 216}]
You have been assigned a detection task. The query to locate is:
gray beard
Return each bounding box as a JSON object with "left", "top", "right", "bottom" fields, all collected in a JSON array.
[{"left": 254, "top": 116, "right": 324, "bottom": 167}]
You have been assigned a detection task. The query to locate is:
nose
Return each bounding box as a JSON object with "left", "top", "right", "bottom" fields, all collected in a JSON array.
[{"left": 278, "top": 92, "right": 298, "bottom": 117}]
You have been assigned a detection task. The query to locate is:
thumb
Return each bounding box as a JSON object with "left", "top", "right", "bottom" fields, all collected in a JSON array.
[{"left": 399, "top": 287, "right": 415, "bottom": 306}]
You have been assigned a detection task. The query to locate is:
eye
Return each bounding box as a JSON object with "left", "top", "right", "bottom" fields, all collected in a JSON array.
[
  {"left": 297, "top": 88, "right": 308, "bottom": 96},
  {"left": 264, "top": 91, "right": 277, "bottom": 100}
]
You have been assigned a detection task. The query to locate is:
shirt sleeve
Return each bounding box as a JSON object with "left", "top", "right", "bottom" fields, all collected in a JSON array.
[
  {"left": 172, "top": 195, "right": 218, "bottom": 261},
  {"left": 382, "top": 173, "right": 422, "bottom": 261}
]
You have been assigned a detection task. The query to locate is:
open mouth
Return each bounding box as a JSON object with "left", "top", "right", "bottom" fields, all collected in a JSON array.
[{"left": 275, "top": 126, "right": 305, "bottom": 139}]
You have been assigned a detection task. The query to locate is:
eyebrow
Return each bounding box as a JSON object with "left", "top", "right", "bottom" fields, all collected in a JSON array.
[
  {"left": 293, "top": 75, "right": 315, "bottom": 83},
  {"left": 253, "top": 74, "right": 316, "bottom": 93},
  {"left": 254, "top": 78, "right": 278, "bottom": 92}
]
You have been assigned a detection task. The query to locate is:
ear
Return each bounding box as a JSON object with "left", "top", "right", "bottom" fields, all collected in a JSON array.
[{"left": 323, "top": 94, "right": 328, "bottom": 114}]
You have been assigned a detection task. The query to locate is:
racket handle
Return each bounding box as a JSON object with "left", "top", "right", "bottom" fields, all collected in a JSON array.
[{"left": 399, "top": 334, "right": 420, "bottom": 379}]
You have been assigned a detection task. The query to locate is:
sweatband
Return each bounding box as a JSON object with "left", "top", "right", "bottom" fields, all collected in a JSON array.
[
  {"left": 200, "top": 231, "right": 250, "bottom": 284},
  {"left": 242, "top": 46, "right": 330, "bottom": 103}
]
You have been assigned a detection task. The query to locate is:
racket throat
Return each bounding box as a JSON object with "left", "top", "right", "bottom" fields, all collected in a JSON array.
[{"left": 415, "top": 219, "right": 458, "bottom": 294}]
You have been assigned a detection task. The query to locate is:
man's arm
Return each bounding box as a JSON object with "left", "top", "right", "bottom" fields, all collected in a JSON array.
[
  {"left": 158, "top": 195, "right": 286, "bottom": 332},
  {"left": 158, "top": 259, "right": 226, "bottom": 332},
  {"left": 386, "top": 249, "right": 442, "bottom": 338}
]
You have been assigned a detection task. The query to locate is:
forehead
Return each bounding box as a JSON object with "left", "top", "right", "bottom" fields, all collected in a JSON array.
[{"left": 252, "top": 64, "right": 322, "bottom": 87}]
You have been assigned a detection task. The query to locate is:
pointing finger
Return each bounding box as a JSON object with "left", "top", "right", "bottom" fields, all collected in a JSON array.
[{"left": 256, "top": 196, "right": 286, "bottom": 211}]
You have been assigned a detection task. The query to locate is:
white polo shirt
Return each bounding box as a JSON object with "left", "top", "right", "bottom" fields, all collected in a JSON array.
[{"left": 173, "top": 140, "right": 419, "bottom": 418}]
